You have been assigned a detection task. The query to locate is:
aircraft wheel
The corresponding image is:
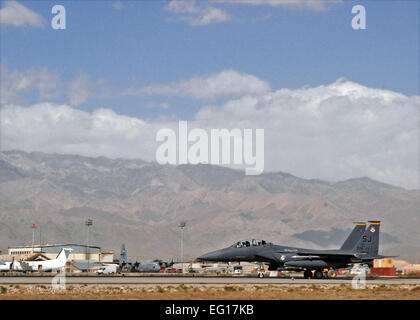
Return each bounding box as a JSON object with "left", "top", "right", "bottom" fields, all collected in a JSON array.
[
  {"left": 303, "top": 270, "right": 312, "bottom": 279},
  {"left": 258, "top": 272, "right": 264, "bottom": 278},
  {"left": 327, "top": 269, "right": 337, "bottom": 279},
  {"left": 314, "top": 270, "right": 324, "bottom": 279}
]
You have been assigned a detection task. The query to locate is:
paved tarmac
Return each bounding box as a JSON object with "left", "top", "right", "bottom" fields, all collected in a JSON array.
[{"left": 0, "top": 276, "right": 419, "bottom": 285}]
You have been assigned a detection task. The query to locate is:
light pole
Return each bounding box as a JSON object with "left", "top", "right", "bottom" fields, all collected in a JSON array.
[
  {"left": 31, "top": 223, "right": 36, "bottom": 253},
  {"left": 85, "top": 219, "right": 93, "bottom": 272},
  {"left": 179, "top": 221, "right": 186, "bottom": 273}
]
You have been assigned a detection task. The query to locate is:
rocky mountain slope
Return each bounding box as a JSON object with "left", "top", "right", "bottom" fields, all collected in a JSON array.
[{"left": 0, "top": 150, "right": 418, "bottom": 261}]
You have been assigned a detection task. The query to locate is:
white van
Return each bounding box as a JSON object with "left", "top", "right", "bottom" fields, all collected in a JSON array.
[{"left": 96, "top": 265, "right": 117, "bottom": 274}]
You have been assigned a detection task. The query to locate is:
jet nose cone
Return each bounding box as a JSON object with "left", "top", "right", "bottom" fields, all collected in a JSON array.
[
  {"left": 196, "top": 253, "right": 212, "bottom": 261},
  {"left": 197, "top": 250, "right": 224, "bottom": 262}
]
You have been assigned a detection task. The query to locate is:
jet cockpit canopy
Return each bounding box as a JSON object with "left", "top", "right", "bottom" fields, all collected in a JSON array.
[{"left": 232, "top": 239, "right": 272, "bottom": 248}]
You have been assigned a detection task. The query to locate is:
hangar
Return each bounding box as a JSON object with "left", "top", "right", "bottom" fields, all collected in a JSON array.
[{"left": 4, "top": 244, "right": 114, "bottom": 263}]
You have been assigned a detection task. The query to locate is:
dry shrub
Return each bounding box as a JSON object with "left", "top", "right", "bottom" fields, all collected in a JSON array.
[
  {"left": 178, "top": 284, "right": 187, "bottom": 290},
  {"left": 224, "top": 286, "right": 237, "bottom": 292}
]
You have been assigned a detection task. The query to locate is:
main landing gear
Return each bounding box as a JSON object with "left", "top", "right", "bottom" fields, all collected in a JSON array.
[
  {"left": 303, "top": 269, "right": 312, "bottom": 279},
  {"left": 304, "top": 269, "right": 337, "bottom": 279},
  {"left": 314, "top": 270, "right": 324, "bottom": 279},
  {"left": 327, "top": 269, "right": 337, "bottom": 278},
  {"left": 303, "top": 269, "right": 323, "bottom": 279}
]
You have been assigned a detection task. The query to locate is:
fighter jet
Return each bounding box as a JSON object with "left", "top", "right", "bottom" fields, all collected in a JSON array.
[
  {"left": 119, "top": 244, "right": 174, "bottom": 273},
  {"left": 197, "top": 221, "right": 392, "bottom": 279}
]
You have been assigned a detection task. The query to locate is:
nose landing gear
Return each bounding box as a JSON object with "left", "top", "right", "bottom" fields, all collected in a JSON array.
[{"left": 257, "top": 263, "right": 265, "bottom": 278}]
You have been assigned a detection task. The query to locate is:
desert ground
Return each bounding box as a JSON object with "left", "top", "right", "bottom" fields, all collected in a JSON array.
[{"left": 1, "top": 283, "right": 419, "bottom": 300}]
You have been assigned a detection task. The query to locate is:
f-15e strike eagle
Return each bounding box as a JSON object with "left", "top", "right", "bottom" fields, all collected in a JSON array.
[{"left": 197, "top": 221, "right": 394, "bottom": 279}]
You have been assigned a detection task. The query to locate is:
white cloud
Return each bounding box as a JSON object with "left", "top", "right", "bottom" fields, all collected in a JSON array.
[
  {"left": 68, "top": 74, "right": 92, "bottom": 106},
  {"left": 127, "top": 69, "right": 271, "bottom": 100},
  {"left": 195, "top": 78, "right": 419, "bottom": 189},
  {"left": 0, "top": 65, "right": 61, "bottom": 104},
  {"left": 0, "top": 1, "right": 44, "bottom": 27},
  {"left": 1, "top": 78, "right": 419, "bottom": 189},
  {"left": 165, "top": 0, "right": 231, "bottom": 26},
  {"left": 164, "top": 0, "right": 341, "bottom": 26},
  {"left": 113, "top": 1, "right": 125, "bottom": 10},
  {"left": 0, "top": 103, "right": 157, "bottom": 160},
  {"left": 0, "top": 66, "right": 110, "bottom": 106},
  {"left": 214, "top": 0, "right": 341, "bottom": 11}
]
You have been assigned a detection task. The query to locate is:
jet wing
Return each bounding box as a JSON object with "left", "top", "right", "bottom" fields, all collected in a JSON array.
[
  {"left": 297, "top": 249, "right": 397, "bottom": 260},
  {"left": 359, "top": 254, "right": 398, "bottom": 260},
  {"left": 295, "top": 249, "right": 358, "bottom": 257},
  {"left": 254, "top": 250, "right": 279, "bottom": 262}
]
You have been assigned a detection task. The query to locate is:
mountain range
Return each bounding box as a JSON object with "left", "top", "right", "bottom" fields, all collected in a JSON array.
[{"left": 0, "top": 150, "right": 418, "bottom": 261}]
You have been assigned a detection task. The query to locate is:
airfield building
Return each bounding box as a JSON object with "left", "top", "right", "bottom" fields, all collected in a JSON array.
[{"left": 3, "top": 244, "right": 114, "bottom": 263}]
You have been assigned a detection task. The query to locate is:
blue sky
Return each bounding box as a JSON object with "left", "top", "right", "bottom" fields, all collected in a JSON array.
[
  {"left": 1, "top": 1, "right": 419, "bottom": 189},
  {"left": 1, "top": 0, "right": 418, "bottom": 119}
]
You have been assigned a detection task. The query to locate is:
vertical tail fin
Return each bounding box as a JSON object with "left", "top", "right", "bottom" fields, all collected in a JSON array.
[
  {"left": 340, "top": 222, "right": 366, "bottom": 250},
  {"left": 352, "top": 221, "right": 381, "bottom": 257},
  {"left": 56, "top": 248, "right": 72, "bottom": 264}
]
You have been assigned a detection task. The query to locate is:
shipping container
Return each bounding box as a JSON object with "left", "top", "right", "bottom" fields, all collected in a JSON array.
[
  {"left": 373, "top": 258, "right": 394, "bottom": 268},
  {"left": 370, "top": 267, "right": 396, "bottom": 276}
]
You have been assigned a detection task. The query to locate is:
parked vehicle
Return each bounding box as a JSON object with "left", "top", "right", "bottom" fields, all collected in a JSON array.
[
  {"left": 233, "top": 266, "right": 243, "bottom": 274},
  {"left": 96, "top": 265, "right": 117, "bottom": 274}
]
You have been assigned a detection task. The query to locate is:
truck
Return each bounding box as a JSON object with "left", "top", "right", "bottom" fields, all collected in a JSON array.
[{"left": 96, "top": 265, "right": 117, "bottom": 274}]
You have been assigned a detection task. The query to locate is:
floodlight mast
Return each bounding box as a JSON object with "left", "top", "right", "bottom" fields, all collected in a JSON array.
[
  {"left": 179, "top": 221, "right": 186, "bottom": 273},
  {"left": 85, "top": 219, "right": 93, "bottom": 271},
  {"left": 31, "top": 223, "right": 36, "bottom": 253}
]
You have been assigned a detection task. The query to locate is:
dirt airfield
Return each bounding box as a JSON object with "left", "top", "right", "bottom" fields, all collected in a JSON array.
[{"left": 1, "top": 283, "right": 419, "bottom": 300}]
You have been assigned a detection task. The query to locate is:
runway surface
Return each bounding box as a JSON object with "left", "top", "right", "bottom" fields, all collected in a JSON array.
[{"left": 0, "top": 276, "right": 418, "bottom": 285}]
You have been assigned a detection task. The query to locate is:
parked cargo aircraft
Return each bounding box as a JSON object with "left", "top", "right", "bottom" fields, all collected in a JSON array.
[
  {"left": 119, "top": 244, "right": 174, "bottom": 272},
  {"left": 197, "top": 221, "right": 393, "bottom": 279},
  {"left": 0, "top": 248, "right": 72, "bottom": 272}
]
